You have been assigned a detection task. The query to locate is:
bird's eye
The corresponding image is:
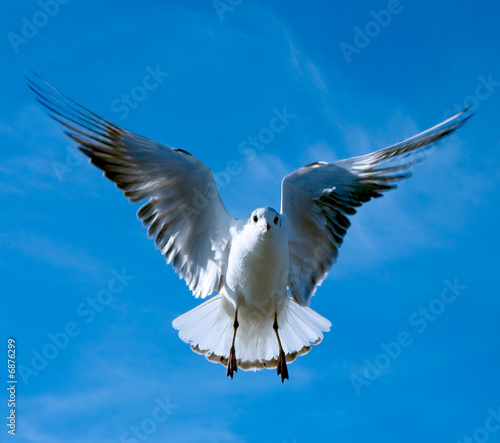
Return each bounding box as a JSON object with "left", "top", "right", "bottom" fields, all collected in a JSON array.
[
  {"left": 274, "top": 216, "right": 279, "bottom": 224},
  {"left": 253, "top": 215, "right": 258, "bottom": 223}
]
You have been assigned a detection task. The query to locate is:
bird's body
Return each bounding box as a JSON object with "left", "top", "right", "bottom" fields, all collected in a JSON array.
[
  {"left": 28, "top": 73, "right": 472, "bottom": 382},
  {"left": 225, "top": 208, "right": 288, "bottom": 311},
  {"left": 174, "top": 207, "right": 330, "bottom": 378}
]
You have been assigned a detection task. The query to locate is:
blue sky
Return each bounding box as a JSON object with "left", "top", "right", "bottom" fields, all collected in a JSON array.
[{"left": 2, "top": 0, "right": 500, "bottom": 442}]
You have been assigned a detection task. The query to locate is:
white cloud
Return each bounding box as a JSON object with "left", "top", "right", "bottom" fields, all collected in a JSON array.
[
  {"left": 0, "top": 104, "right": 95, "bottom": 195},
  {"left": 25, "top": 388, "right": 115, "bottom": 416},
  {"left": 12, "top": 232, "right": 108, "bottom": 275},
  {"left": 285, "top": 37, "right": 328, "bottom": 93},
  {"left": 300, "top": 140, "right": 340, "bottom": 165},
  {"left": 221, "top": 152, "right": 290, "bottom": 217}
]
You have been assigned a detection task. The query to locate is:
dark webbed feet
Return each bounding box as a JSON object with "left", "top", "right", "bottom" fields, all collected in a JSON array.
[
  {"left": 227, "top": 346, "right": 238, "bottom": 379},
  {"left": 226, "top": 309, "right": 239, "bottom": 379},
  {"left": 273, "top": 312, "right": 289, "bottom": 383},
  {"left": 276, "top": 348, "right": 289, "bottom": 382}
]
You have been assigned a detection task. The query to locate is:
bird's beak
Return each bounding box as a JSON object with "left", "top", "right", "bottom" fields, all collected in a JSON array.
[{"left": 261, "top": 222, "right": 271, "bottom": 231}]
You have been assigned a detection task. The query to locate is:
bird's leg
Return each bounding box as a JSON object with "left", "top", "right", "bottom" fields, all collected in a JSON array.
[
  {"left": 227, "top": 309, "right": 239, "bottom": 379},
  {"left": 273, "top": 312, "right": 289, "bottom": 383}
]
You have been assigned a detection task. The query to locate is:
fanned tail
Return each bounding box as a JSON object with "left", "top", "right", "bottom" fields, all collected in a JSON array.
[{"left": 173, "top": 295, "right": 331, "bottom": 371}]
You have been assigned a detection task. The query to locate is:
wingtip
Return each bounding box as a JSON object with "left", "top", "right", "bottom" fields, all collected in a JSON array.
[
  {"left": 432, "top": 107, "right": 474, "bottom": 140},
  {"left": 25, "top": 72, "right": 37, "bottom": 90},
  {"left": 27, "top": 68, "right": 40, "bottom": 77},
  {"left": 25, "top": 69, "right": 46, "bottom": 90},
  {"left": 449, "top": 106, "right": 475, "bottom": 126},
  {"left": 461, "top": 106, "right": 476, "bottom": 123}
]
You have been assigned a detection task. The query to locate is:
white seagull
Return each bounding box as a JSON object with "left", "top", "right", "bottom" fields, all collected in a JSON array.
[{"left": 28, "top": 74, "right": 472, "bottom": 382}]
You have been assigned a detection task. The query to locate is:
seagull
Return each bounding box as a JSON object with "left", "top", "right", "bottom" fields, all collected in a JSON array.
[{"left": 28, "top": 74, "right": 472, "bottom": 382}]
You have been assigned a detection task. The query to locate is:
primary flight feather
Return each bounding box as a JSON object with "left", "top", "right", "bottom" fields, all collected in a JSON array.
[{"left": 28, "top": 73, "right": 472, "bottom": 382}]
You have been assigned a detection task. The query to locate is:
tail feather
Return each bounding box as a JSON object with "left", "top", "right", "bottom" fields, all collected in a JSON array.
[
  {"left": 174, "top": 296, "right": 219, "bottom": 333},
  {"left": 285, "top": 301, "right": 329, "bottom": 342},
  {"left": 173, "top": 295, "right": 231, "bottom": 352},
  {"left": 286, "top": 311, "right": 316, "bottom": 345},
  {"left": 198, "top": 311, "right": 231, "bottom": 353},
  {"left": 280, "top": 320, "right": 305, "bottom": 354},
  {"left": 173, "top": 295, "right": 331, "bottom": 371}
]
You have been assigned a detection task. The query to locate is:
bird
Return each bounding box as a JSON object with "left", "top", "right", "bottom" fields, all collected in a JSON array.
[{"left": 28, "top": 73, "right": 472, "bottom": 382}]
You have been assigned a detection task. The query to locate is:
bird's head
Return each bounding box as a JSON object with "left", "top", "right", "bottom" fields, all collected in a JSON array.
[{"left": 249, "top": 207, "right": 281, "bottom": 233}]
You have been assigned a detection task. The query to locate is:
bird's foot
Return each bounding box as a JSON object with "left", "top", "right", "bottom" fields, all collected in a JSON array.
[
  {"left": 277, "top": 349, "right": 289, "bottom": 383},
  {"left": 226, "top": 346, "right": 238, "bottom": 379}
]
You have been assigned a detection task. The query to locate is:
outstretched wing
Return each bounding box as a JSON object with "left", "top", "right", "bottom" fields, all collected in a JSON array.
[
  {"left": 28, "top": 74, "right": 236, "bottom": 298},
  {"left": 281, "top": 109, "right": 472, "bottom": 306}
]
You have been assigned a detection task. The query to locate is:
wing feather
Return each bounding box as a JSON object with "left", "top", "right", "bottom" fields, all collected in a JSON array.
[
  {"left": 29, "top": 74, "right": 235, "bottom": 298},
  {"left": 281, "top": 109, "right": 473, "bottom": 306}
]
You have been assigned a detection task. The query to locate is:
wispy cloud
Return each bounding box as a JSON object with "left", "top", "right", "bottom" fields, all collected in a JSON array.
[
  {"left": 286, "top": 38, "right": 328, "bottom": 93},
  {"left": 226, "top": 152, "right": 290, "bottom": 214},
  {"left": 25, "top": 388, "right": 115, "bottom": 417},
  {"left": 299, "top": 140, "right": 340, "bottom": 165},
  {"left": 0, "top": 104, "right": 90, "bottom": 195},
  {"left": 12, "top": 232, "right": 108, "bottom": 275},
  {"left": 21, "top": 388, "right": 121, "bottom": 443}
]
